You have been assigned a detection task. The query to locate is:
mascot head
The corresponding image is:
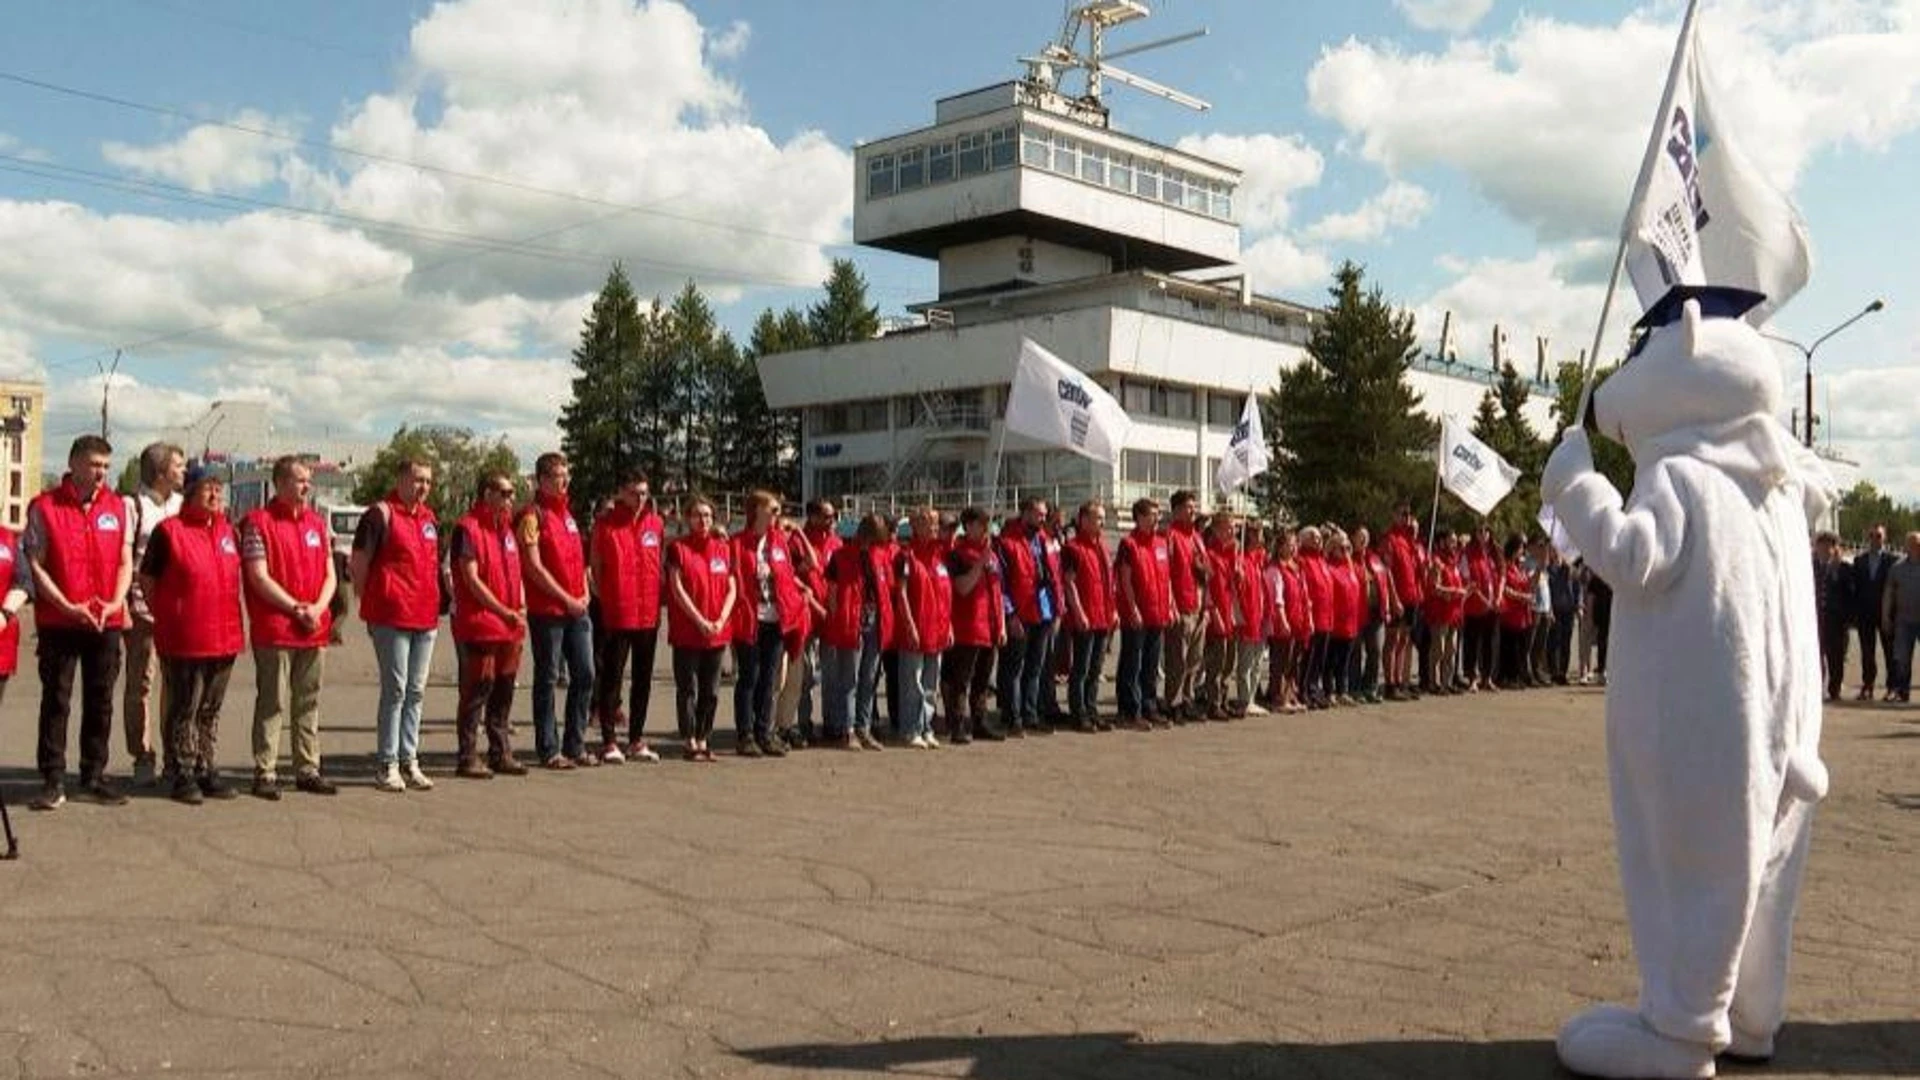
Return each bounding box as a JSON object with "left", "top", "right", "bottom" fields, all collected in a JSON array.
[{"left": 1593, "top": 286, "right": 1782, "bottom": 460}]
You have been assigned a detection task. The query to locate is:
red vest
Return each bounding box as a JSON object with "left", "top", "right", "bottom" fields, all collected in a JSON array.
[
  {"left": 1275, "top": 560, "right": 1310, "bottom": 640},
  {"left": 947, "top": 537, "right": 1001, "bottom": 647},
  {"left": 592, "top": 504, "right": 664, "bottom": 631},
  {"left": 994, "top": 520, "right": 1059, "bottom": 626},
  {"left": 1500, "top": 563, "right": 1535, "bottom": 631},
  {"left": 149, "top": 508, "right": 243, "bottom": 659},
  {"left": 730, "top": 527, "right": 808, "bottom": 643},
  {"left": 1118, "top": 530, "right": 1172, "bottom": 629},
  {"left": 1166, "top": 521, "right": 1205, "bottom": 615},
  {"left": 242, "top": 499, "right": 334, "bottom": 649},
  {"left": 1299, "top": 549, "right": 1334, "bottom": 633},
  {"left": 1385, "top": 526, "right": 1426, "bottom": 607},
  {"left": 0, "top": 527, "right": 21, "bottom": 674},
  {"left": 1062, "top": 531, "right": 1115, "bottom": 633},
  {"left": 1203, "top": 537, "right": 1238, "bottom": 639},
  {"left": 1362, "top": 551, "right": 1394, "bottom": 616},
  {"left": 29, "top": 478, "right": 130, "bottom": 631},
  {"left": 801, "top": 525, "right": 840, "bottom": 613},
  {"left": 1236, "top": 548, "right": 1268, "bottom": 643},
  {"left": 358, "top": 495, "right": 441, "bottom": 632},
  {"left": 893, "top": 538, "right": 954, "bottom": 652},
  {"left": 821, "top": 543, "right": 895, "bottom": 651},
  {"left": 1327, "top": 557, "right": 1363, "bottom": 639},
  {"left": 521, "top": 492, "right": 586, "bottom": 619},
  {"left": 1425, "top": 557, "right": 1466, "bottom": 628},
  {"left": 450, "top": 505, "right": 524, "bottom": 644},
  {"left": 667, "top": 532, "right": 733, "bottom": 649},
  {"left": 1464, "top": 546, "right": 1497, "bottom": 617}
]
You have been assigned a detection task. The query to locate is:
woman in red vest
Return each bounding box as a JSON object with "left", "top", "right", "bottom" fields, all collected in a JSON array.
[
  {"left": 448, "top": 472, "right": 528, "bottom": 779},
  {"left": 731, "top": 491, "right": 806, "bottom": 758},
  {"left": 1058, "top": 500, "right": 1114, "bottom": 732},
  {"left": 1198, "top": 512, "right": 1240, "bottom": 720},
  {"left": 1231, "top": 521, "right": 1270, "bottom": 717},
  {"left": 1423, "top": 530, "right": 1469, "bottom": 697},
  {"left": 1325, "top": 530, "right": 1364, "bottom": 707},
  {"left": 667, "top": 495, "right": 735, "bottom": 762},
  {"left": 1266, "top": 527, "right": 1309, "bottom": 714},
  {"left": 137, "top": 467, "right": 244, "bottom": 804},
  {"left": 350, "top": 457, "right": 441, "bottom": 793},
  {"left": 940, "top": 506, "right": 1002, "bottom": 743},
  {"left": 1296, "top": 525, "right": 1335, "bottom": 710},
  {"left": 590, "top": 470, "right": 665, "bottom": 763},
  {"left": 1114, "top": 497, "right": 1171, "bottom": 730},
  {"left": 1497, "top": 533, "right": 1535, "bottom": 688},
  {"left": 1461, "top": 524, "right": 1500, "bottom": 692},
  {"left": 892, "top": 505, "right": 953, "bottom": 749},
  {"left": 821, "top": 513, "right": 895, "bottom": 751}
]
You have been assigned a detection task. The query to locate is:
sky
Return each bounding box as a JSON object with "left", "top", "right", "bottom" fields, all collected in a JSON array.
[{"left": 1, "top": 0, "right": 1917, "bottom": 495}]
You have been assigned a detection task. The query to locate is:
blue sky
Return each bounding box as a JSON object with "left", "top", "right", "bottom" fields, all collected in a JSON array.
[{"left": 2, "top": 0, "right": 1916, "bottom": 494}]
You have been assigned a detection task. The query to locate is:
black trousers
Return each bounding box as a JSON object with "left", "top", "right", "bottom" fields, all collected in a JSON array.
[
  {"left": 37, "top": 627, "right": 123, "bottom": 781},
  {"left": 595, "top": 627, "right": 660, "bottom": 741},
  {"left": 1857, "top": 620, "right": 1890, "bottom": 691},
  {"left": 1461, "top": 615, "right": 1497, "bottom": 685},
  {"left": 162, "top": 655, "right": 235, "bottom": 775},
  {"left": 672, "top": 646, "right": 723, "bottom": 742},
  {"left": 1819, "top": 616, "right": 1851, "bottom": 699}
]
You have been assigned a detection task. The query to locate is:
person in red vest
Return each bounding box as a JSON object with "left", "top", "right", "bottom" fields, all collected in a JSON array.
[
  {"left": 590, "top": 470, "right": 666, "bottom": 764},
  {"left": 1461, "top": 524, "right": 1500, "bottom": 692},
  {"left": 1497, "top": 533, "right": 1536, "bottom": 688},
  {"left": 1060, "top": 500, "right": 1117, "bottom": 732},
  {"left": 1114, "top": 497, "right": 1171, "bottom": 731},
  {"left": 1350, "top": 525, "right": 1395, "bottom": 705},
  {"left": 124, "top": 441, "right": 183, "bottom": 788},
  {"left": 24, "top": 434, "right": 134, "bottom": 810},
  {"left": 993, "top": 497, "right": 1060, "bottom": 737},
  {"left": 1382, "top": 504, "right": 1426, "bottom": 700},
  {"left": 518, "top": 452, "right": 597, "bottom": 769},
  {"left": 666, "top": 494, "right": 735, "bottom": 762},
  {"left": 241, "top": 456, "right": 340, "bottom": 799},
  {"left": 1423, "top": 530, "right": 1469, "bottom": 697},
  {"left": 0, "top": 518, "right": 30, "bottom": 732},
  {"left": 775, "top": 499, "right": 839, "bottom": 747},
  {"left": 1266, "top": 527, "right": 1310, "bottom": 714},
  {"left": 1160, "top": 490, "right": 1210, "bottom": 722},
  {"left": 821, "top": 513, "right": 895, "bottom": 751},
  {"left": 349, "top": 456, "right": 440, "bottom": 794},
  {"left": 1325, "top": 530, "right": 1365, "bottom": 707},
  {"left": 1231, "top": 520, "right": 1270, "bottom": 717},
  {"left": 731, "top": 491, "right": 805, "bottom": 758},
  {"left": 1199, "top": 511, "right": 1240, "bottom": 720},
  {"left": 940, "top": 506, "right": 1003, "bottom": 743},
  {"left": 1296, "top": 525, "right": 1336, "bottom": 711},
  {"left": 892, "top": 505, "right": 953, "bottom": 748},
  {"left": 137, "top": 466, "right": 243, "bottom": 804},
  {"left": 446, "top": 471, "right": 529, "bottom": 779}
]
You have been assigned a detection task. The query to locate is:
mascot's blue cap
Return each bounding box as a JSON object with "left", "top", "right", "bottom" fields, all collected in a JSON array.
[{"left": 1633, "top": 285, "right": 1768, "bottom": 332}]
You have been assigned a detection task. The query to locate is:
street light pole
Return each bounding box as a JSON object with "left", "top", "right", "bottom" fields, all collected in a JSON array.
[{"left": 1764, "top": 299, "right": 1887, "bottom": 448}]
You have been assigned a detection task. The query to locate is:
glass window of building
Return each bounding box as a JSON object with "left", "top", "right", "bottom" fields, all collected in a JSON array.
[
  {"left": 1123, "top": 450, "right": 1154, "bottom": 485},
  {"left": 989, "top": 125, "right": 1017, "bottom": 170},
  {"left": 1162, "top": 386, "right": 1196, "bottom": 421},
  {"left": 1207, "top": 393, "right": 1240, "bottom": 428},
  {"left": 1135, "top": 160, "right": 1159, "bottom": 201},
  {"left": 1022, "top": 125, "right": 1050, "bottom": 167},
  {"left": 928, "top": 140, "right": 955, "bottom": 183},
  {"left": 1109, "top": 152, "right": 1132, "bottom": 192},
  {"left": 959, "top": 131, "right": 988, "bottom": 176},
  {"left": 897, "top": 147, "right": 925, "bottom": 191},
  {"left": 1079, "top": 144, "right": 1107, "bottom": 185},
  {"left": 867, "top": 154, "right": 894, "bottom": 199},
  {"left": 1162, "top": 168, "right": 1185, "bottom": 208},
  {"left": 1121, "top": 379, "right": 1153, "bottom": 416},
  {"left": 1051, "top": 135, "right": 1077, "bottom": 175}
]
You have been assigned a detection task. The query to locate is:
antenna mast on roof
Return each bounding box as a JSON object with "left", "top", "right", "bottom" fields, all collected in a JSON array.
[{"left": 1019, "top": 1, "right": 1211, "bottom": 124}]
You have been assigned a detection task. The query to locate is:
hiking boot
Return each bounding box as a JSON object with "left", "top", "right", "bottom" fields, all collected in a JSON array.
[
  {"left": 736, "top": 738, "right": 764, "bottom": 758},
  {"left": 198, "top": 772, "right": 238, "bottom": 800},
  {"left": 132, "top": 754, "right": 158, "bottom": 788},
  {"left": 251, "top": 774, "right": 283, "bottom": 801},
  {"left": 81, "top": 775, "right": 130, "bottom": 805},
  {"left": 171, "top": 773, "right": 204, "bottom": 805},
  {"left": 455, "top": 758, "right": 494, "bottom": 780},
  {"left": 488, "top": 756, "right": 529, "bottom": 777},
  {"left": 29, "top": 779, "right": 65, "bottom": 812},
  {"left": 755, "top": 734, "right": 789, "bottom": 758},
  {"left": 295, "top": 774, "right": 340, "bottom": 795}
]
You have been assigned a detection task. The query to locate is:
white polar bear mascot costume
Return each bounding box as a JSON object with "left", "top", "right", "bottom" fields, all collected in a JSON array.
[{"left": 1542, "top": 284, "right": 1833, "bottom": 1080}]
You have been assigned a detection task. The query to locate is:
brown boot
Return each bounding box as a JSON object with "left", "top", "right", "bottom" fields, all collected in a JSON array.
[{"left": 456, "top": 757, "right": 493, "bottom": 780}]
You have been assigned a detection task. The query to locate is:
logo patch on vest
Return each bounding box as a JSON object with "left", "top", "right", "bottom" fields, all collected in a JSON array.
[
  {"left": 642, "top": 533, "right": 659, "bottom": 548},
  {"left": 935, "top": 564, "right": 949, "bottom": 578},
  {"left": 304, "top": 530, "right": 322, "bottom": 548},
  {"left": 219, "top": 536, "right": 238, "bottom": 556},
  {"left": 709, "top": 557, "right": 728, "bottom": 574},
  {"left": 0, "top": 547, "right": 13, "bottom": 563},
  {"left": 565, "top": 518, "right": 579, "bottom": 534},
  {"left": 504, "top": 537, "right": 518, "bottom": 553},
  {"left": 421, "top": 523, "right": 439, "bottom": 541},
  {"left": 770, "top": 549, "right": 786, "bottom": 563},
  {"left": 1155, "top": 548, "right": 1169, "bottom": 561},
  {"left": 95, "top": 512, "right": 122, "bottom": 532}
]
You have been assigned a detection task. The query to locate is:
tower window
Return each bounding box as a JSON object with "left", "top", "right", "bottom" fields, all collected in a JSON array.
[{"left": 867, "top": 154, "right": 895, "bottom": 198}]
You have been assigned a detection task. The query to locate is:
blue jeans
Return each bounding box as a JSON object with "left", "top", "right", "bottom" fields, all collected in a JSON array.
[
  {"left": 530, "top": 614, "right": 595, "bottom": 760},
  {"left": 1893, "top": 620, "right": 1920, "bottom": 694},
  {"left": 1117, "top": 626, "right": 1162, "bottom": 718},
  {"left": 997, "top": 620, "right": 1056, "bottom": 728},
  {"left": 821, "top": 629, "right": 882, "bottom": 738},
  {"left": 1068, "top": 630, "right": 1107, "bottom": 720},
  {"left": 897, "top": 650, "right": 941, "bottom": 740},
  {"left": 370, "top": 624, "right": 436, "bottom": 766},
  {"left": 733, "top": 620, "right": 785, "bottom": 742}
]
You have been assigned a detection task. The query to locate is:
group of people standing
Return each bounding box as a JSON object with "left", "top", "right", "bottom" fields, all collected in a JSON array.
[{"left": 1811, "top": 524, "right": 1920, "bottom": 703}]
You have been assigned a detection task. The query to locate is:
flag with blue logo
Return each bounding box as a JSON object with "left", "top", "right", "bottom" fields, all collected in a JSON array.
[
  {"left": 1214, "top": 392, "right": 1270, "bottom": 497},
  {"left": 1439, "top": 415, "right": 1520, "bottom": 517},
  {"left": 1003, "top": 337, "right": 1132, "bottom": 468}
]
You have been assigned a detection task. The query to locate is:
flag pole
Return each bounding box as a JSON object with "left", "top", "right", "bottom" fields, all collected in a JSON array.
[
  {"left": 1427, "top": 421, "right": 1445, "bottom": 550},
  {"left": 1574, "top": 0, "right": 1702, "bottom": 427},
  {"left": 988, "top": 414, "right": 1010, "bottom": 517}
]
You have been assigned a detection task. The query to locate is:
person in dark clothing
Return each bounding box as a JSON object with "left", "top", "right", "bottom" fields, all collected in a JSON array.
[
  {"left": 1849, "top": 524, "right": 1896, "bottom": 700},
  {"left": 1587, "top": 573, "right": 1613, "bottom": 684},
  {"left": 1547, "top": 553, "right": 1579, "bottom": 684},
  {"left": 1812, "top": 531, "right": 1853, "bottom": 702}
]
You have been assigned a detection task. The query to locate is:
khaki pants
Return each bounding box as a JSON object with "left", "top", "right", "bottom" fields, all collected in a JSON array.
[
  {"left": 122, "top": 620, "right": 166, "bottom": 764},
  {"left": 252, "top": 646, "right": 325, "bottom": 778},
  {"left": 1200, "top": 634, "right": 1234, "bottom": 708},
  {"left": 1233, "top": 639, "right": 1264, "bottom": 708},
  {"left": 1162, "top": 609, "right": 1206, "bottom": 707}
]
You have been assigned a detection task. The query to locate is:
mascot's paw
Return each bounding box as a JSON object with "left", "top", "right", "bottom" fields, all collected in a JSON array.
[
  {"left": 1557, "top": 1004, "right": 1715, "bottom": 1079},
  {"left": 1722, "top": 1027, "right": 1775, "bottom": 1064},
  {"left": 1542, "top": 427, "right": 1596, "bottom": 502}
]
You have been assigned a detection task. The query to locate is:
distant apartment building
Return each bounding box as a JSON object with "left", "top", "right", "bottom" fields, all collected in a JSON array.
[{"left": 0, "top": 380, "right": 46, "bottom": 530}]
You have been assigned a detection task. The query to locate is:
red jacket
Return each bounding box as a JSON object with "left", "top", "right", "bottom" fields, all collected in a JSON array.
[
  {"left": 149, "top": 507, "right": 244, "bottom": 659},
  {"left": 893, "top": 538, "right": 954, "bottom": 652},
  {"left": 1202, "top": 536, "right": 1238, "bottom": 639},
  {"left": 1275, "top": 559, "right": 1310, "bottom": 641},
  {"left": 1235, "top": 547, "right": 1268, "bottom": 643},
  {"left": 1499, "top": 562, "right": 1535, "bottom": 631},
  {"left": 1061, "top": 531, "right": 1116, "bottom": 633},
  {"left": 358, "top": 495, "right": 441, "bottom": 632},
  {"left": 1298, "top": 548, "right": 1334, "bottom": 635},
  {"left": 29, "top": 478, "right": 130, "bottom": 631},
  {"left": 1385, "top": 525, "right": 1425, "bottom": 609},
  {"left": 800, "top": 525, "right": 840, "bottom": 620},
  {"left": 667, "top": 531, "right": 733, "bottom": 649},
  {"left": 1327, "top": 556, "right": 1363, "bottom": 639},
  {"left": 1464, "top": 544, "right": 1498, "bottom": 617},
  {"left": 0, "top": 527, "right": 19, "bottom": 675},
  {"left": 1165, "top": 521, "right": 1206, "bottom": 615},
  {"left": 731, "top": 527, "right": 808, "bottom": 642},
  {"left": 591, "top": 503, "right": 665, "bottom": 631},
  {"left": 1361, "top": 550, "right": 1394, "bottom": 619},
  {"left": 242, "top": 498, "right": 334, "bottom": 649},
  {"left": 947, "top": 537, "right": 1002, "bottom": 648},
  {"left": 1424, "top": 557, "right": 1466, "bottom": 629},
  {"left": 995, "top": 520, "right": 1060, "bottom": 627},
  {"left": 1116, "top": 529, "right": 1171, "bottom": 629},
  {"left": 450, "top": 503, "right": 524, "bottom": 644},
  {"left": 821, "top": 543, "right": 895, "bottom": 651},
  {"left": 520, "top": 492, "right": 587, "bottom": 619}
]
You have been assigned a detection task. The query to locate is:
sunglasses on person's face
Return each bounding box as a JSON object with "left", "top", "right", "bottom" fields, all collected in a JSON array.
[{"left": 491, "top": 486, "right": 514, "bottom": 497}]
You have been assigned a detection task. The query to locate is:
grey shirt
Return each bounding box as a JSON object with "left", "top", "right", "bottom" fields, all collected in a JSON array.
[{"left": 1884, "top": 557, "right": 1920, "bottom": 626}]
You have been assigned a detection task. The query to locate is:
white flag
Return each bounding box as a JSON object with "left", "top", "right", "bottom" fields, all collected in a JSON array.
[
  {"left": 1439, "top": 415, "right": 1520, "bottom": 517},
  {"left": 1002, "top": 337, "right": 1132, "bottom": 468},
  {"left": 1538, "top": 504, "right": 1582, "bottom": 563},
  {"left": 1214, "top": 392, "right": 1271, "bottom": 496},
  {"left": 1624, "top": 16, "right": 1812, "bottom": 324}
]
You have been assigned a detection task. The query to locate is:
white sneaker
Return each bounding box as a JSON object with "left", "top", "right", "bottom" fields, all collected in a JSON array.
[
  {"left": 909, "top": 734, "right": 930, "bottom": 749},
  {"left": 924, "top": 732, "right": 941, "bottom": 749},
  {"left": 600, "top": 742, "right": 625, "bottom": 764},
  {"left": 374, "top": 764, "right": 406, "bottom": 793},
  {"left": 402, "top": 760, "right": 435, "bottom": 790}
]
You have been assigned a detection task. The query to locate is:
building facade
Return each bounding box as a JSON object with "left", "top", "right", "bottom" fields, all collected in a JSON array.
[{"left": 0, "top": 380, "right": 46, "bottom": 530}]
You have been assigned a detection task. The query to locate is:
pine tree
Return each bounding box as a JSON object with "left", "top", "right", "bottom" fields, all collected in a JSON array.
[
  {"left": 351, "top": 425, "right": 523, "bottom": 531},
  {"left": 1468, "top": 363, "right": 1547, "bottom": 540},
  {"left": 660, "top": 282, "right": 734, "bottom": 494},
  {"left": 1549, "top": 360, "right": 1637, "bottom": 499},
  {"left": 559, "top": 264, "right": 647, "bottom": 515},
  {"left": 1264, "top": 262, "right": 1437, "bottom": 529},
  {"left": 729, "top": 307, "right": 814, "bottom": 498},
  {"left": 807, "top": 258, "right": 880, "bottom": 345}
]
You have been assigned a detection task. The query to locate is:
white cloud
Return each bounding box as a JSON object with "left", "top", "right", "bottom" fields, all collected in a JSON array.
[
  {"left": 102, "top": 110, "right": 299, "bottom": 193},
  {"left": 1303, "top": 180, "right": 1434, "bottom": 243},
  {"left": 1394, "top": 0, "right": 1496, "bottom": 34},
  {"left": 1174, "top": 132, "right": 1324, "bottom": 231},
  {"left": 0, "top": 325, "right": 41, "bottom": 381},
  {"left": 1408, "top": 248, "right": 1633, "bottom": 377},
  {"left": 1807, "top": 361, "right": 1920, "bottom": 500},
  {"left": 708, "top": 19, "right": 751, "bottom": 61},
  {"left": 1240, "top": 233, "right": 1334, "bottom": 294}
]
